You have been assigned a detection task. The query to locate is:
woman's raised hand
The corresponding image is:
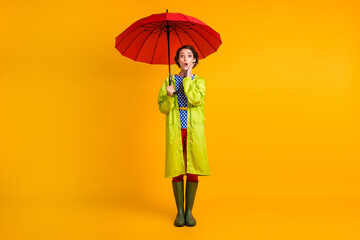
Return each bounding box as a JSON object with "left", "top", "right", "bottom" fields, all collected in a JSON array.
[
  {"left": 187, "top": 61, "right": 196, "bottom": 77},
  {"left": 167, "top": 85, "right": 175, "bottom": 97}
]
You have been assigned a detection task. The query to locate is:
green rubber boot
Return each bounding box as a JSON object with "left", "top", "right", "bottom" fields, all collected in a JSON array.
[
  {"left": 185, "top": 181, "right": 198, "bottom": 227},
  {"left": 172, "top": 181, "right": 185, "bottom": 227}
]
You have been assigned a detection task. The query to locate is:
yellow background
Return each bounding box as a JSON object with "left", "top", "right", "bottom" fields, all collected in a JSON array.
[{"left": 1, "top": 0, "right": 359, "bottom": 239}]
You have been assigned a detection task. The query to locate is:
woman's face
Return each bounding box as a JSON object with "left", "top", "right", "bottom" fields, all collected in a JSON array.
[{"left": 178, "top": 48, "right": 196, "bottom": 70}]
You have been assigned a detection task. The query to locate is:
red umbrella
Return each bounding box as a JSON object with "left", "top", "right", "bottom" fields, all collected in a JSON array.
[{"left": 115, "top": 10, "right": 222, "bottom": 91}]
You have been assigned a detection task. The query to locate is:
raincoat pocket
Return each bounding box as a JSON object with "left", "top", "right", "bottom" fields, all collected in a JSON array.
[{"left": 191, "top": 118, "right": 205, "bottom": 124}]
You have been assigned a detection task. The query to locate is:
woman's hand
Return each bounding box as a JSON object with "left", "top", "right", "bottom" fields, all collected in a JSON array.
[
  {"left": 167, "top": 85, "right": 175, "bottom": 97},
  {"left": 186, "top": 61, "right": 196, "bottom": 77}
]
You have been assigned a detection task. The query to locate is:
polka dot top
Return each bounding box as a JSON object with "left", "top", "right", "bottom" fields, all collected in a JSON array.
[{"left": 174, "top": 74, "right": 196, "bottom": 129}]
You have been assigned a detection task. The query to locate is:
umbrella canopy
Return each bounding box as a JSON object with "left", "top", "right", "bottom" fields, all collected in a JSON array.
[{"left": 115, "top": 10, "right": 222, "bottom": 88}]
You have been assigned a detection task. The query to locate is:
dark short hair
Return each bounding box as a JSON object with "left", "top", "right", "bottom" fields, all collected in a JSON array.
[{"left": 174, "top": 45, "right": 199, "bottom": 68}]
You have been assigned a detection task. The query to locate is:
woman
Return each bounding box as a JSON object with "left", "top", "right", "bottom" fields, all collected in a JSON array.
[{"left": 157, "top": 45, "right": 210, "bottom": 227}]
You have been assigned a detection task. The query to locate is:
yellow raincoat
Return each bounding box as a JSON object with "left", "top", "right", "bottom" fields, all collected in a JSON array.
[{"left": 158, "top": 75, "right": 210, "bottom": 178}]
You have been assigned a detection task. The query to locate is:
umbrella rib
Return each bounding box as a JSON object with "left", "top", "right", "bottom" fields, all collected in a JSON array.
[
  {"left": 173, "top": 27, "right": 184, "bottom": 46},
  {"left": 122, "top": 23, "right": 163, "bottom": 55},
  {"left": 115, "top": 21, "right": 160, "bottom": 49},
  {"left": 150, "top": 25, "right": 165, "bottom": 64},
  {"left": 183, "top": 16, "right": 222, "bottom": 43},
  {"left": 181, "top": 23, "right": 219, "bottom": 51},
  {"left": 175, "top": 24, "right": 205, "bottom": 58},
  {"left": 121, "top": 29, "right": 147, "bottom": 55},
  {"left": 115, "top": 22, "right": 145, "bottom": 48},
  {"left": 134, "top": 25, "right": 161, "bottom": 61}
]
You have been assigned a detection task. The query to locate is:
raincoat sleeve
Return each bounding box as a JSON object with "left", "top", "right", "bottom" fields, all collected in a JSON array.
[
  {"left": 182, "top": 76, "right": 206, "bottom": 106},
  {"left": 158, "top": 78, "right": 175, "bottom": 115}
]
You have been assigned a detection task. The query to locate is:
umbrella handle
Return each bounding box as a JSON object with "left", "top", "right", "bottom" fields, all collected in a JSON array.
[{"left": 169, "top": 76, "right": 177, "bottom": 95}]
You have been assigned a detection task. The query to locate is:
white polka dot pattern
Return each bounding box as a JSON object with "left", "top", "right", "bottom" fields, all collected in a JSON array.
[{"left": 174, "top": 74, "right": 195, "bottom": 129}]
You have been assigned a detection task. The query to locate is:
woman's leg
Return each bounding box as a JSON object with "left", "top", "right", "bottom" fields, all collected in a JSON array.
[
  {"left": 186, "top": 173, "right": 198, "bottom": 182},
  {"left": 172, "top": 177, "right": 185, "bottom": 227},
  {"left": 172, "top": 174, "right": 183, "bottom": 182},
  {"left": 185, "top": 179, "right": 198, "bottom": 227},
  {"left": 181, "top": 128, "right": 187, "bottom": 172},
  {"left": 171, "top": 129, "right": 187, "bottom": 227},
  {"left": 181, "top": 128, "right": 198, "bottom": 226},
  {"left": 185, "top": 170, "right": 198, "bottom": 227}
]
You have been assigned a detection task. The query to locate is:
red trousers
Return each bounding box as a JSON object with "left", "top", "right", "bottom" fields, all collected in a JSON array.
[{"left": 172, "top": 128, "right": 199, "bottom": 182}]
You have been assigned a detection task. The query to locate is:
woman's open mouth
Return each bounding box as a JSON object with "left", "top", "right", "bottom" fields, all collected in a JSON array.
[{"left": 184, "top": 63, "right": 188, "bottom": 67}]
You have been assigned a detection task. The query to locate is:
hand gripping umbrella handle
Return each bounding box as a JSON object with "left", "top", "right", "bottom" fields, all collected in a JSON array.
[{"left": 168, "top": 75, "right": 177, "bottom": 95}]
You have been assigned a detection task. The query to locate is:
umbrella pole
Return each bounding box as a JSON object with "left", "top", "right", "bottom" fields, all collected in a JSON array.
[
  {"left": 166, "top": 16, "right": 177, "bottom": 94},
  {"left": 166, "top": 21, "right": 171, "bottom": 86}
]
